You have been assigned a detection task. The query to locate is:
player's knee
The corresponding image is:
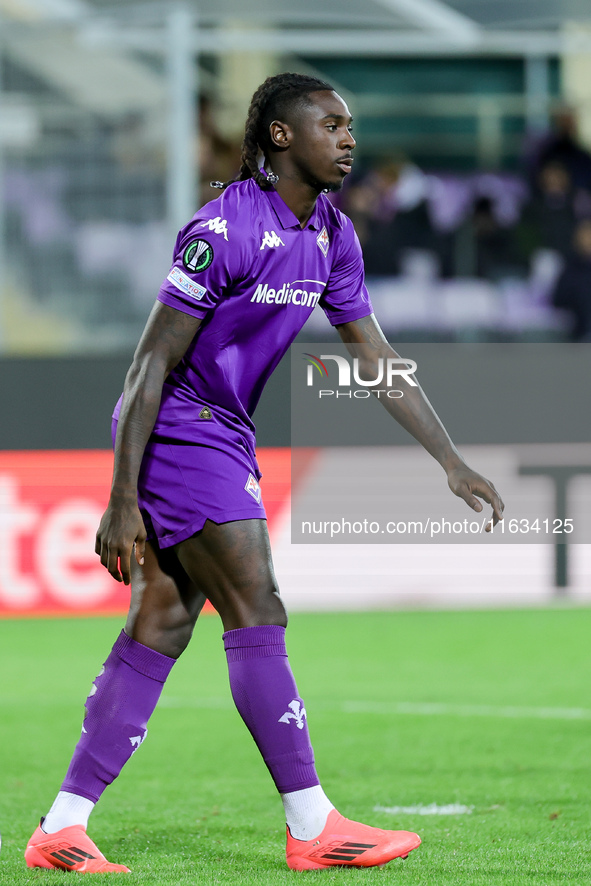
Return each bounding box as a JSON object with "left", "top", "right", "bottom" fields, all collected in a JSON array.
[
  {"left": 159, "top": 622, "right": 195, "bottom": 658},
  {"left": 220, "top": 584, "right": 287, "bottom": 630},
  {"left": 126, "top": 615, "right": 196, "bottom": 659},
  {"left": 126, "top": 592, "right": 205, "bottom": 658},
  {"left": 252, "top": 584, "right": 287, "bottom": 626},
  {"left": 261, "top": 601, "right": 288, "bottom": 629}
]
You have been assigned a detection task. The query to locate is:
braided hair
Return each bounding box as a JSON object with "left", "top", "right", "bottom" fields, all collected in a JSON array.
[{"left": 212, "top": 72, "right": 334, "bottom": 190}]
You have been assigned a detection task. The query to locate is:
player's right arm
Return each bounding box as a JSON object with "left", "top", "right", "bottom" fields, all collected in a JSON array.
[{"left": 95, "top": 302, "right": 201, "bottom": 585}]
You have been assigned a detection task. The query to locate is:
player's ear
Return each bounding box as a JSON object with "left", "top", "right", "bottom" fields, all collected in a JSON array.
[{"left": 269, "top": 120, "right": 292, "bottom": 150}]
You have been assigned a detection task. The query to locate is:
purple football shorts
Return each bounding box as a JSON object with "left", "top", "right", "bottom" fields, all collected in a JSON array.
[{"left": 111, "top": 419, "right": 266, "bottom": 548}]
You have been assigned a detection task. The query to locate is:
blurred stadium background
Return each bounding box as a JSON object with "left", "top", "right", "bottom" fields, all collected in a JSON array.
[{"left": 1, "top": 0, "right": 591, "bottom": 616}]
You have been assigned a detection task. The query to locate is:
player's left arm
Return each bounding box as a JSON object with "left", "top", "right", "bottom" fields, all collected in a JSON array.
[{"left": 336, "top": 313, "right": 505, "bottom": 529}]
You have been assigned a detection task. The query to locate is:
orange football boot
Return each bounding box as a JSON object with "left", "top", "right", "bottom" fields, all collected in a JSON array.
[
  {"left": 286, "top": 808, "right": 421, "bottom": 870},
  {"left": 25, "top": 820, "right": 130, "bottom": 873}
]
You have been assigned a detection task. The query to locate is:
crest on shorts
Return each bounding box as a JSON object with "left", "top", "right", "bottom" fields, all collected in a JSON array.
[
  {"left": 245, "top": 473, "right": 261, "bottom": 504},
  {"left": 199, "top": 407, "right": 212, "bottom": 419},
  {"left": 183, "top": 239, "right": 214, "bottom": 273},
  {"left": 316, "top": 226, "right": 330, "bottom": 257}
]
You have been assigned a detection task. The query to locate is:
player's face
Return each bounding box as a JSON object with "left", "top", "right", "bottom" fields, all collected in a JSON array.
[{"left": 284, "top": 91, "right": 356, "bottom": 193}]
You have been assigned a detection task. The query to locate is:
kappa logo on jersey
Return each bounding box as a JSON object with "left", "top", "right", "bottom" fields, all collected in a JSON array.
[
  {"left": 245, "top": 473, "right": 261, "bottom": 504},
  {"left": 167, "top": 267, "right": 207, "bottom": 300},
  {"left": 317, "top": 226, "right": 330, "bottom": 257},
  {"left": 260, "top": 230, "right": 285, "bottom": 250},
  {"left": 183, "top": 239, "right": 214, "bottom": 273},
  {"left": 200, "top": 217, "right": 229, "bottom": 241}
]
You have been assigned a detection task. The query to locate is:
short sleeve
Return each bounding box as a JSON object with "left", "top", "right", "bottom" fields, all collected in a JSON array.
[
  {"left": 319, "top": 215, "right": 373, "bottom": 326},
  {"left": 157, "top": 210, "right": 246, "bottom": 319}
]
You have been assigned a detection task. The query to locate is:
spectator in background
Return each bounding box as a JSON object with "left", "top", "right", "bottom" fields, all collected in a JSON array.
[
  {"left": 341, "top": 158, "right": 400, "bottom": 247},
  {"left": 529, "top": 107, "right": 591, "bottom": 193},
  {"left": 551, "top": 217, "right": 591, "bottom": 341},
  {"left": 198, "top": 95, "right": 241, "bottom": 206},
  {"left": 518, "top": 161, "right": 577, "bottom": 259},
  {"left": 343, "top": 157, "right": 452, "bottom": 277},
  {"left": 469, "top": 196, "right": 528, "bottom": 281}
]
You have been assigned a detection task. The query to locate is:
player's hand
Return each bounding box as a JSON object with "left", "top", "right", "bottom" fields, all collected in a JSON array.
[
  {"left": 95, "top": 498, "right": 147, "bottom": 585},
  {"left": 446, "top": 464, "right": 504, "bottom": 532}
]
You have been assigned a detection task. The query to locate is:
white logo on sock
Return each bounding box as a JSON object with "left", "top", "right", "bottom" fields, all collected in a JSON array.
[
  {"left": 82, "top": 666, "right": 106, "bottom": 733},
  {"left": 129, "top": 731, "right": 147, "bottom": 753},
  {"left": 278, "top": 699, "right": 307, "bottom": 730},
  {"left": 88, "top": 665, "right": 105, "bottom": 698}
]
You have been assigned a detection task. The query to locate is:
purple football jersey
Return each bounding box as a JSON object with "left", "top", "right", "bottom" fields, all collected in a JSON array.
[{"left": 114, "top": 179, "right": 372, "bottom": 439}]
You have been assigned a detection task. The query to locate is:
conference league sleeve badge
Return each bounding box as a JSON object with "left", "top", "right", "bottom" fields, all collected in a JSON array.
[{"left": 183, "top": 239, "right": 214, "bottom": 273}]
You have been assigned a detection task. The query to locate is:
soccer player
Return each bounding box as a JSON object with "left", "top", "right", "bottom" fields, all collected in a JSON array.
[{"left": 25, "top": 73, "right": 504, "bottom": 874}]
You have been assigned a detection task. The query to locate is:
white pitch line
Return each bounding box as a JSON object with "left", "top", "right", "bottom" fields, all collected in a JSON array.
[
  {"left": 374, "top": 803, "right": 474, "bottom": 816},
  {"left": 342, "top": 701, "right": 591, "bottom": 720},
  {"left": 159, "top": 696, "right": 591, "bottom": 721}
]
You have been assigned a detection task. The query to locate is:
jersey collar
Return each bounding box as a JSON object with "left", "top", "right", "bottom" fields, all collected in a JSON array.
[{"left": 264, "top": 185, "right": 321, "bottom": 232}]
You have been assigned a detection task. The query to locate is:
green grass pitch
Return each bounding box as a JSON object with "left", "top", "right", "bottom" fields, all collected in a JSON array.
[{"left": 1, "top": 607, "right": 589, "bottom": 885}]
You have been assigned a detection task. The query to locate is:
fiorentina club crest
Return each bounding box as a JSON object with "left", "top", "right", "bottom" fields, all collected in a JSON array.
[
  {"left": 244, "top": 473, "right": 261, "bottom": 503},
  {"left": 316, "top": 226, "right": 330, "bottom": 257}
]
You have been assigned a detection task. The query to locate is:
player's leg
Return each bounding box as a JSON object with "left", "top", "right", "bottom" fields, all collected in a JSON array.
[
  {"left": 123, "top": 536, "right": 207, "bottom": 657},
  {"left": 175, "top": 519, "right": 421, "bottom": 869},
  {"left": 26, "top": 541, "right": 206, "bottom": 873},
  {"left": 175, "top": 516, "right": 285, "bottom": 630}
]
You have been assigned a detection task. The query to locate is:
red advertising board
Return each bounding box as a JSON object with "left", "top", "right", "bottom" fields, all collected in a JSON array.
[{"left": 0, "top": 449, "right": 292, "bottom": 618}]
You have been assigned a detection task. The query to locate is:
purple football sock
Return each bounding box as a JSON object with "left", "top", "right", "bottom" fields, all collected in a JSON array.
[
  {"left": 61, "top": 630, "right": 175, "bottom": 803},
  {"left": 224, "top": 625, "right": 320, "bottom": 794}
]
